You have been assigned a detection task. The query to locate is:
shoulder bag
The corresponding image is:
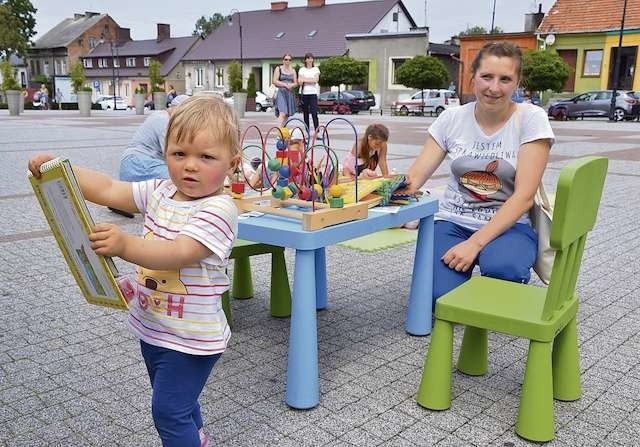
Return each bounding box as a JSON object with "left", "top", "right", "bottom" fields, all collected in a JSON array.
[{"left": 530, "top": 180, "right": 554, "bottom": 284}]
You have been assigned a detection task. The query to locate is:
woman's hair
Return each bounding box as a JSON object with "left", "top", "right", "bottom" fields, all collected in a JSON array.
[
  {"left": 165, "top": 95, "right": 240, "bottom": 159},
  {"left": 358, "top": 123, "right": 389, "bottom": 163},
  {"left": 282, "top": 53, "right": 293, "bottom": 60},
  {"left": 304, "top": 53, "right": 315, "bottom": 67},
  {"left": 470, "top": 41, "right": 523, "bottom": 80}
]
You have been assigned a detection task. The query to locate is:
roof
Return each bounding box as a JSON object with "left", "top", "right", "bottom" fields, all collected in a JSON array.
[
  {"left": 538, "top": 0, "right": 640, "bottom": 34},
  {"left": 428, "top": 42, "right": 459, "bottom": 56},
  {"left": 185, "top": 0, "right": 412, "bottom": 61},
  {"left": 34, "top": 13, "right": 110, "bottom": 48},
  {"left": 87, "top": 36, "right": 199, "bottom": 76}
]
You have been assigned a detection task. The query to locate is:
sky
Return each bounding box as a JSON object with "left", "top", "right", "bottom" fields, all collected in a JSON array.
[{"left": 31, "top": 0, "right": 556, "bottom": 44}]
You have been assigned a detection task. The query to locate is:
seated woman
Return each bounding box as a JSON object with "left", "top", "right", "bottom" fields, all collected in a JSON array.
[{"left": 342, "top": 123, "right": 390, "bottom": 179}]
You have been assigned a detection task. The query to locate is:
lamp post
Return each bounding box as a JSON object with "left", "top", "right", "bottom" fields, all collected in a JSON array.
[
  {"left": 108, "top": 41, "right": 117, "bottom": 110},
  {"left": 609, "top": 0, "right": 628, "bottom": 122},
  {"left": 490, "top": 0, "right": 497, "bottom": 33},
  {"left": 228, "top": 9, "right": 243, "bottom": 88}
]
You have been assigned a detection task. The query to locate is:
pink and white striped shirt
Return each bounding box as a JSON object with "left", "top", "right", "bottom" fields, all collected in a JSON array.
[{"left": 129, "top": 179, "right": 237, "bottom": 356}]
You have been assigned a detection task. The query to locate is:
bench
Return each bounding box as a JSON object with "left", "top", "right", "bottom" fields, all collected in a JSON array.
[{"left": 222, "top": 239, "right": 291, "bottom": 328}]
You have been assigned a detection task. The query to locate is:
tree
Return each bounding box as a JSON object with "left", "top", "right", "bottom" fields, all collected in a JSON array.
[
  {"left": 0, "top": 0, "right": 37, "bottom": 58},
  {"left": 0, "top": 59, "right": 19, "bottom": 91},
  {"left": 318, "top": 56, "right": 367, "bottom": 94},
  {"left": 228, "top": 60, "right": 243, "bottom": 93},
  {"left": 522, "top": 50, "right": 570, "bottom": 93},
  {"left": 193, "top": 13, "right": 227, "bottom": 38},
  {"left": 395, "top": 55, "right": 448, "bottom": 92},
  {"left": 246, "top": 72, "right": 256, "bottom": 99},
  {"left": 148, "top": 59, "right": 164, "bottom": 92},
  {"left": 457, "top": 25, "right": 504, "bottom": 36},
  {"left": 70, "top": 61, "right": 91, "bottom": 93}
]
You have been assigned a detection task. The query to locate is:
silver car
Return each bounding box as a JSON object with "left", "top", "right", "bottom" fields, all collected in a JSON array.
[{"left": 547, "top": 90, "right": 638, "bottom": 121}]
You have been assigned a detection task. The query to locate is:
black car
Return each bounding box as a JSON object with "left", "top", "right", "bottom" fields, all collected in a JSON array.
[
  {"left": 343, "top": 90, "right": 376, "bottom": 110},
  {"left": 317, "top": 91, "right": 360, "bottom": 114}
]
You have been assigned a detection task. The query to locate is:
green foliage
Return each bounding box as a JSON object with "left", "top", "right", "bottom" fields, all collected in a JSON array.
[
  {"left": 228, "top": 60, "right": 243, "bottom": 93},
  {"left": 148, "top": 59, "right": 165, "bottom": 92},
  {"left": 0, "top": 0, "right": 37, "bottom": 58},
  {"left": 192, "top": 13, "right": 227, "bottom": 38},
  {"left": 34, "top": 73, "right": 49, "bottom": 84},
  {"left": 457, "top": 25, "right": 504, "bottom": 36},
  {"left": 135, "top": 86, "right": 147, "bottom": 94},
  {"left": 395, "top": 55, "right": 448, "bottom": 90},
  {"left": 0, "top": 59, "right": 18, "bottom": 90},
  {"left": 318, "top": 56, "right": 367, "bottom": 89},
  {"left": 246, "top": 72, "right": 256, "bottom": 98},
  {"left": 69, "top": 61, "right": 87, "bottom": 93},
  {"left": 522, "top": 50, "right": 570, "bottom": 93}
]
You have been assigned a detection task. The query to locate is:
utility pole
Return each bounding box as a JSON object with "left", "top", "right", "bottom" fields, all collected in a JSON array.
[
  {"left": 490, "top": 0, "right": 497, "bottom": 33},
  {"left": 609, "top": 0, "right": 627, "bottom": 121}
]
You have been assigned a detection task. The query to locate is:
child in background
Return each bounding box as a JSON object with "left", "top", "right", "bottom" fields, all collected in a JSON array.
[
  {"left": 342, "top": 123, "right": 390, "bottom": 179},
  {"left": 28, "top": 95, "right": 241, "bottom": 447}
]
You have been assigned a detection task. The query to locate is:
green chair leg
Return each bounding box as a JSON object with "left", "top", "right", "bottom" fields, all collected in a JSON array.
[
  {"left": 232, "top": 256, "right": 253, "bottom": 299},
  {"left": 270, "top": 249, "right": 291, "bottom": 317},
  {"left": 516, "top": 340, "right": 555, "bottom": 442},
  {"left": 552, "top": 317, "right": 581, "bottom": 401},
  {"left": 457, "top": 326, "right": 488, "bottom": 376},
  {"left": 417, "top": 318, "right": 454, "bottom": 410},
  {"left": 222, "top": 291, "right": 233, "bottom": 329}
]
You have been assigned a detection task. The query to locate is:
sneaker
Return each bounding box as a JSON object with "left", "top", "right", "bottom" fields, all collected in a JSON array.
[{"left": 199, "top": 428, "right": 209, "bottom": 447}]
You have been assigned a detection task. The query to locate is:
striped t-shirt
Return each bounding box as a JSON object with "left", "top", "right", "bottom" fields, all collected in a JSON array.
[{"left": 129, "top": 179, "right": 238, "bottom": 356}]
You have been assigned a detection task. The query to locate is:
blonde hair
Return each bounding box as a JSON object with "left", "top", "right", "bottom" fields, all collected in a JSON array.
[{"left": 165, "top": 95, "right": 241, "bottom": 159}]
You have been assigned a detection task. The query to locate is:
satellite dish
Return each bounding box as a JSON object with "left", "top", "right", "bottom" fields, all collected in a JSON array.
[{"left": 545, "top": 34, "right": 556, "bottom": 46}]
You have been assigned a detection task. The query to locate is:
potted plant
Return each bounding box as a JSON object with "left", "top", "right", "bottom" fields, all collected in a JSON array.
[
  {"left": 228, "top": 60, "right": 246, "bottom": 118},
  {"left": 70, "top": 61, "right": 93, "bottom": 117},
  {"left": 149, "top": 59, "right": 166, "bottom": 110},
  {"left": 1, "top": 60, "right": 21, "bottom": 116},
  {"left": 134, "top": 86, "right": 146, "bottom": 115},
  {"left": 246, "top": 72, "right": 257, "bottom": 113}
]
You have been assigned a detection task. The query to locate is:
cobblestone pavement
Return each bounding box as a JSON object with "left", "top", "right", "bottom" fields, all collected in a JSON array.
[{"left": 1, "top": 109, "right": 639, "bottom": 446}]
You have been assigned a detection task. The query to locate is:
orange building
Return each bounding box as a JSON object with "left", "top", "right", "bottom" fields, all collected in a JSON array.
[{"left": 458, "top": 32, "right": 538, "bottom": 103}]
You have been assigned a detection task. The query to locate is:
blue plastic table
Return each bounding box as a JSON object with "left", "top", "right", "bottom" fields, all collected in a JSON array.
[{"left": 237, "top": 196, "right": 439, "bottom": 409}]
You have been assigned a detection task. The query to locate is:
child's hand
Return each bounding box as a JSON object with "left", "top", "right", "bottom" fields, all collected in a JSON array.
[
  {"left": 28, "top": 154, "right": 55, "bottom": 178},
  {"left": 360, "top": 168, "right": 378, "bottom": 179},
  {"left": 89, "top": 223, "right": 128, "bottom": 257}
]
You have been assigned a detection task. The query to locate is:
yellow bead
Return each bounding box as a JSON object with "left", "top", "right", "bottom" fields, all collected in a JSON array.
[
  {"left": 329, "top": 184, "right": 345, "bottom": 198},
  {"left": 279, "top": 127, "right": 290, "bottom": 139}
]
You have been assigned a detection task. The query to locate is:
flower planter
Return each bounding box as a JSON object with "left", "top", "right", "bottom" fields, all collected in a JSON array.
[
  {"left": 77, "top": 91, "right": 92, "bottom": 117},
  {"left": 135, "top": 93, "right": 146, "bottom": 115},
  {"left": 153, "top": 92, "right": 167, "bottom": 111},
  {"left": 233, "top": 92, "right": 247, "bottom": 118},
  {"left": 5, "top": 90, "right": 21, "bottom": 116}
]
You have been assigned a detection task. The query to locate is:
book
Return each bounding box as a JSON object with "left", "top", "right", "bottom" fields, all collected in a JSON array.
[{"left": 28, "top": 158, "right": 129, "bottom": 310}]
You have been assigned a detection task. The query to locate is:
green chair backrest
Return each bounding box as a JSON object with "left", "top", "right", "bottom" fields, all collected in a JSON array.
[{"left": 542, "top": 156, "right": 608, "bottom": 320}]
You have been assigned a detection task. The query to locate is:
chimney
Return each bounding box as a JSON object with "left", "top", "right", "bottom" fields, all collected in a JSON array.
[
  {"left": 116, "top": 27, "right": 131, "bottom": 45},
  {"left": 524, "top": 3, "right": 545, "bottom": 33},
  {"left": 85, "top": 11, "right": 100, "bottom": 17},
  {"left": 74, "top": 13, "right": 84, "bottom": 20},
  {"left": 157, "top": 23, "right": 170, "bottom": 42},
  {"left": 271, "top": 2, "right": 288, "bottom": 11},
  {"left": 307, "top": 0, "right": 325, "bottom": 7}
]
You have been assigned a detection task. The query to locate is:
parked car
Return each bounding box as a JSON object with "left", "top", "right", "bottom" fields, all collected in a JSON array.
[
  {"left": 343, "top": 89, "right": 375, "bottom": 110},
  {"left": 547, "top": 90, "right": 638, "bottom": 121},
  {"left": 392, "top": 89, "right": 460, "bottom": 115},
  {"left": 255, "top": 91, "right": 273, "bottom": 112},
  {"left": 317, "top": 91, "right": 360, "bottom": 114},
  {"left": 95, "top": 95, "right": 127, "bottom": 110}
]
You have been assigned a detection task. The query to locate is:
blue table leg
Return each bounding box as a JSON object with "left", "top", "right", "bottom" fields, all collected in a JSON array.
[
  {"left": 315, "top": 247, "right": 327, "bottom": 310},
  {"left": 285, "top": 249, "right": 319, "bottom": 409},
  {"left": 405, "top": 215, "right": 434, "bottom": 336}
]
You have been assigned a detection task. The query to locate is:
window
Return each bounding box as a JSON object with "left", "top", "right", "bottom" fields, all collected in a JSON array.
[
  {"left": 143, "top": 57, "right": 151, "bottom": 67},
  {"left": 274, "top": 32, "right": 285, "bottom": 39},
  {"left": 196, "top": 67, "right": 205, "bottom": 87},
  {"left": 583, "top": 50, "right": 603, "bottom": 77},
  {"left": 390, "top": 58, "right": 409, "bottom": 84},
  {"left": 215, "top": 68, "right": 223, "bottom": 87},
  {"left": 89, "top": 37, "right": 96, "bottom": 48},
  {"left": 113, "top": 58, "right": 120, "bottom": 68},
  {"left": 83, "top": 58, "right": 93, "bottom": 68},
  {"left": 43, "top": 61, "right": 50, "bottom": 76},
  {"left": 595, "top": 91, "right": 612, "bottom": 100},
  {"left": 98, "top": 58, "right": 108, "bottom": 68},
  {"left": 307, "top": 30, "right": 317, "bottom": 38},
  {"left": 126, "top": 57, "right": 136, "bottom": 67}
]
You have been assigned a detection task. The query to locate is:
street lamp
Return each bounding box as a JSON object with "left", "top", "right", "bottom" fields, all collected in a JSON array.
[
  {"left": 609, "top": 0, "right": 628, "bottom": 121},
  {"left": 228, "top": 9, "right": 243, "bottom": 88}
]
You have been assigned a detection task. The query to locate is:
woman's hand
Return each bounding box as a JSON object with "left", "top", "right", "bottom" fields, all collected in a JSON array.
[
  {"left": 28, "top": 153, "right": 55, "bottom": 178},
  {"left": 442, "top": 239, "right": 482, "bottom": 272},
  {"left": 359, "top": 168, "right": 378, "bottom": 179},
  {"left": 89, "top": 223, "right": 129, "bottom": 257},
  {"left": 394, "top": 176, "right": 418, "bottom": 195}
]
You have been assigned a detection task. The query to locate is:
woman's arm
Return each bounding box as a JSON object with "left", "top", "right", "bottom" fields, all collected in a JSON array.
[
  {"left": 290, "top": 71, "right": 298, "bottom": 89},
  {"left": 273, "top": 66, "right": 284, "bottom": 88},
  {"left": 405, "top": 135, "right": 447, "bottom": 193},
  {"left": 442, "top": 139, "right": 551, "bottom": 272}
]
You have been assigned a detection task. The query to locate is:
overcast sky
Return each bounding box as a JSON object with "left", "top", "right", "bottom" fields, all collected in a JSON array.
[{"left": 32, "top": 0, "right": 555, "bottom": 44}]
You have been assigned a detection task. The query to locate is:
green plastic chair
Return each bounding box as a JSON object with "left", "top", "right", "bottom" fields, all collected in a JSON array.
[
  {"left": 416, "top": 156, "right": 608, "bottom": 442},
  {"left": 222, "top": 239, "right": 292, "bottom": 328}
]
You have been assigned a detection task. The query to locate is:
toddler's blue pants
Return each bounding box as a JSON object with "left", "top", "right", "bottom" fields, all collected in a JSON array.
[
  {"left": 141, "top": 341, "right": 221, "bottom": 447},
  {"left": 432, "top": 220, "right": 538, "bottom": 306}
]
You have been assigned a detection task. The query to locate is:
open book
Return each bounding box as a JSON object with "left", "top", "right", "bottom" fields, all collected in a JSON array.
[{"left": 28, "top": 158, "right": 129, "bottom": 310}]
